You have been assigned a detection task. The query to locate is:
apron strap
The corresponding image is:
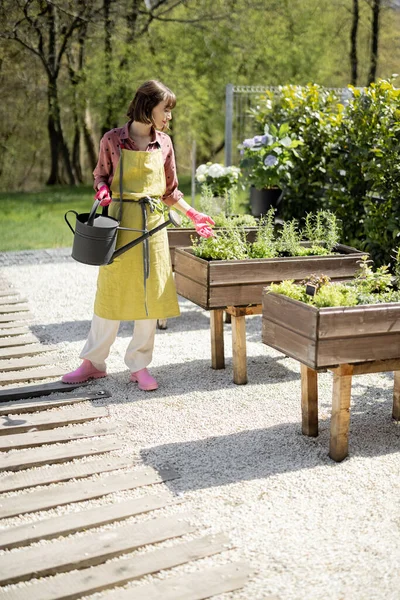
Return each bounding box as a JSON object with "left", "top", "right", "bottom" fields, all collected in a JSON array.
[
  {"left": 138, "top": 196, "right": 158, "bottom": 317},
  {"left": 118, "top": 146, "right": 124, "bottom": 223}
]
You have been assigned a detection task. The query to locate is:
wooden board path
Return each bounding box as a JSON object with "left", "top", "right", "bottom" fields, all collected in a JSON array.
[
  {"left": 0, "top": 380, "right": 90, "bottom": 402},
  {"left": 0, "top": 421, "right": 115, "bottom": 451},
  {"left": 0, "top": 366, "right": 65, "bottom": 386},
  {"left": 0, "top": 356, "right": 54, "bottom": 373},
  {"left": 0, "top": 490, "right": 172, "bottom": 549},
  {"left": 0, "top": 453, "right": 135, "bottom": 494},
  {"left": 0, "top": 513, "right": 195, "bottom": 585},
  {"left": 0, "top": 304, "right": 29, "bottom": 314},
  {"left": 0, "top": 327, "right": 31, "bottom": 337},
  {"left": 0, "top": 321, "right": 31, "bottom": 330},
  {"left": 0, "top": 534, "right": 233, "bottom": 600},
  {"left": 0, "top": 334, "right": 39, "bottom": 348},
  {"left": 0, "top": 389, "right": 110, "bottom": 414},
  {"left": 0, "top": 343, "right": 54, "bottom": 360},
  {"left": 0, "top": 436, "right": 121, "bottom": 472},
  {"left": 0, "top": 276, "right": 250, "bottom": 599},
  {"left": 0, "top": 313, "right": 32, "bottom": 324},
  {"left": 0, "top": 405, "right": 108, "bottom": 435},
  {"left": 0, "top": 466, "right": 178, "bottom": 518},
  {"left": 103, "top": 562, "right": 252, "bottom": 600},
  {"left": 0, "top": 297, "right": 27, "bottom": 306}
]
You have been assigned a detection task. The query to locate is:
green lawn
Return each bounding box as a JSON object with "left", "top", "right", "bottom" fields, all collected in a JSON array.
[
  {"left": 0, "top": 176, "right": 197, "bottom": 252},
  {"left": 0, "top": 176, "right": 250, "bottom": 252}
]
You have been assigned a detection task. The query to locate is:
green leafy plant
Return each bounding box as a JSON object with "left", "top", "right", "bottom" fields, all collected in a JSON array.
[
  {"left": 276, "top": 218, "right": 302, "bottom": 256},
  {"left": 269, "top": 280, "right": 308, "bottom": 302},
  {"left": 238, "top": 124, "right": 303, "bottom": 191},
  {"left": 191, "top": 223, "right": 249, "bottom": 260},
  {"left": 192, "top": 209, "right": 343, "bottom": 260},
  {"left": 303, "top": 210, "right": 341, "bottom": 249},
  {"left": 268, "top": 253, "right": 400, "bottom": 308},
  {"left": 249, "top": 207, "right": 277, "bottom": 258}
]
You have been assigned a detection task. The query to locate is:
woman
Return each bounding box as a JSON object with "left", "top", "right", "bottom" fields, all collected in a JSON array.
[{"left": 62, "top": 80, "right": 214, "bottom": 391}]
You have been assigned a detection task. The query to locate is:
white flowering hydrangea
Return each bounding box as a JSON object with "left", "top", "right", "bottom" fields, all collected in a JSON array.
[{"left": 195, "top": 163, "right": 241, "bottom": 196}]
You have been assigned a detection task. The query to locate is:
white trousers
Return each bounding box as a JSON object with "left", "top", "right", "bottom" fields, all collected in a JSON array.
[{"left": 80, "top": 314, "right": 157, "bottom": 373}]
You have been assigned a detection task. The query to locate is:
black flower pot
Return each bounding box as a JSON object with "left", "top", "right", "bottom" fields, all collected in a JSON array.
[{"left": 250, "top": 187, "right": 283, "bottom": 217}]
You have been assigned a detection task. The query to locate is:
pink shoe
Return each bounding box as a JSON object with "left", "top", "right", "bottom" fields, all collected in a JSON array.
[
  {"left": 130, "top": 368, "right": 158, "bottom": 391},
  {"left": 62, "top": 359, "right": 107, "bottom": 384}
]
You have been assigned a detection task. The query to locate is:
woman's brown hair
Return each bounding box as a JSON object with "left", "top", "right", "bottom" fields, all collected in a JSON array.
[{"left": 127, "top": 80, "right": 176, "bottom": 128}]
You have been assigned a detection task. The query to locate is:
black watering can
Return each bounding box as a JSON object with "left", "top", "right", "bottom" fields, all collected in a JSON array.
[{"left": 64, "top": 198, "right": 182, "bottom": 266}]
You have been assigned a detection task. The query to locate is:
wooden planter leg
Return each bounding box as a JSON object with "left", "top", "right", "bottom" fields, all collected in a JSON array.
[
  {"left": 232, "top": 314, "right": 247, "bottom": 385},
  {"left": 210, "top": 309, "right": 225, "bottom": 370},
  {"left": 300, "top": 364, "right": 318, "bottom": 437},
  {"left": 393, "top": 371, "right": 400, "bottom": 421},
  {"left": 329, "top": 364, "right": 353, "bottom": 462}
]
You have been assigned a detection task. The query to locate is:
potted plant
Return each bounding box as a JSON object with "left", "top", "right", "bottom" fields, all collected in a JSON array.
[
  {"left": 238, "top": 123, "right": 303, "bottom": 217},
  {"left": 195, "top": 162, "right": 241, "bottom": 214}
]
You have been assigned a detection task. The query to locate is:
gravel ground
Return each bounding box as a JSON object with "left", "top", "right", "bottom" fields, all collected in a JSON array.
[{"left": 0, "top": 248, "right": 400, "bottom": 599}]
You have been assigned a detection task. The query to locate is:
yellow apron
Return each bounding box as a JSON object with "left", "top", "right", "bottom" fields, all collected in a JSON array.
[{"left": 94, "top": 148, "right": 180, "bottom": 321}]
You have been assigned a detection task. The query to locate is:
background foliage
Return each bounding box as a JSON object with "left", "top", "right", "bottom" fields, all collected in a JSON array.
[
  {"left": 1, "top": 0, "right": 400, "bottom": 191},
  {"left": 250, "top": 79, "right": 400, "bottom": 265}
]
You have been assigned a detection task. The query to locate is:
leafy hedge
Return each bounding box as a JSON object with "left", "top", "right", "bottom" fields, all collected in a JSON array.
[{"left": 250, "top": 79, "right": 400, "bottom": 265}]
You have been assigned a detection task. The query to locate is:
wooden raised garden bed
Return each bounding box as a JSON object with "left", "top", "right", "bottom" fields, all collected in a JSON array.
[
  {"left": 262, "top": 291, "right": 400, "bottom": 461},
  {"left": 174, "top": 243, "right": 366, "bottom": 384}
]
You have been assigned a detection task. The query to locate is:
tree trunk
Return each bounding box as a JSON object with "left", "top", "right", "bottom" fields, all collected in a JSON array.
[
  {"left": 350, "top": 0, "right": 359, "bottom": 85},
  {"left": 83, "top": 117, "right": 98, "bottom": 172},
  {"left": 102, "top": 0, "right": 115, "bottom": 135},
  {"left": 367, "top": 0, "right": 381, "bottom": 85},
  {"left": 46, "top": 78, "right": 76, "bottom": 185}
]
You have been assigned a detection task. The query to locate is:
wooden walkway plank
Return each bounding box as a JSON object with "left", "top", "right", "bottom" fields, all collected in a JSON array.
[
  {"left": 0, "top": 513, "right": 194, "bottom": 585},
  {"left": 0, "top": 304, "right": 29, "bottom": 315},
  {"left": 0, "top": 466, "right": 177, "bottom": 519},
  {"left": 0, "top": 389, "right": 110, "bottom": 415},
  {"left": 0, "top": 421, "right": 115, "bottom": 451},
  {"left": 0, "top": 291, "right": 18, "bottom": 298},
  {"left": 0, "top": 453, "right": 134, "bottom": 495},
  {"left": 0, "top": 321, "right": 31, "bottom": 330},
  {"left": 0, "top": 334, "right": 39, "bottom": 348},
  {"left": 0, "top": 490, "right": 172, "bottom": 550},
  {"left": 0, "top": 356, "right": 54, "bottom": 373},
  {"left": 0, "top": 436, "right": 121, "bottom": 472},
  {"left": 0, "top": 405, "right": 107, "bottom": 435},
  {"left": 0, "top": 533, "right": 231, "bottom": 600},
  {"left": 0, "top": 327, "right": 30, "bottom": 337},
  {"left": 0, "top": 297, "right": 27, "bottom": 306},
  {"left": 0, "top": 344, "right": 53, "bottom": 360},
  {"left": 0, "top": 380, "right": 90, "bottom": 402},
  {"left": 103, "top": 561, "right": 252, "bottom": 600},
  {"left": 0, "top": 313, "right": 32, "bottom": 324},
  {"left": 0, "top": 366, "right": 64, "bottom": 386}
]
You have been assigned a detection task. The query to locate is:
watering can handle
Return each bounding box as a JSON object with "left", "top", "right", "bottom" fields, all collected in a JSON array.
[
  {"left": 87, "top": 199, "right": 103, "bottom": 227},
  {"left": 64, "top": 210, "right": 78, "bottom": 235}
]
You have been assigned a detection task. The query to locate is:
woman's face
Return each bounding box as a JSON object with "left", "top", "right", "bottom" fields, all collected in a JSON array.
[{"left": 152, "top": 99, "right": 172, "bottom": 131}]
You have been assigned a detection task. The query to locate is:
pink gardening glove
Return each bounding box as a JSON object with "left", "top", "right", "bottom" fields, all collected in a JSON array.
[
  {"left": 95, "top": 184, "right": 112, "bottom": 207},
  {"left": 186, "top": 208, "right": 215, "bottom": 238}
]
